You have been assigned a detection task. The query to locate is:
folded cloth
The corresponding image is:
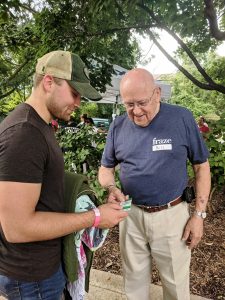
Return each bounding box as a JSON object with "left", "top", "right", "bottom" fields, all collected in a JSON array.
[
  {"left": 63, "top": 171, "right": 108, "bottom": 300},
  {"left": 67, "top": 195, "right": 108, "bottom": 300},
  {"left": 63, "top": 171, "right": 97, "bottom": 285}
]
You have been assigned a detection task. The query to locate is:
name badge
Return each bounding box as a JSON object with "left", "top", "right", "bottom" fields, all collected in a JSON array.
[{"left": 152, "top": 144, "right": 172, "bottom": 151}]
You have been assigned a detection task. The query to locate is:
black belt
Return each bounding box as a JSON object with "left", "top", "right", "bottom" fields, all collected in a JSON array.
[{"left": 135, "top": 197, "right": 183, "bottom": 213}]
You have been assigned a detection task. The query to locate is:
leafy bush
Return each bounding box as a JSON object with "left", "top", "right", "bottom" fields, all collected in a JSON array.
[
  {"left": 188, "top": 115, "right": 225, "bottom": 193},
  {"left": 206, "top": 114, "right": 225, "bottom": 189},
  {"left": 56, "top": 126, "right": 108, "bottom": 202}
]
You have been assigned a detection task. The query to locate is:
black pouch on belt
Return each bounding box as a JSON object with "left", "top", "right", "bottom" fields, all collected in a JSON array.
[{"left": 182, "top": 186, "right": 195, "bottom": 203}]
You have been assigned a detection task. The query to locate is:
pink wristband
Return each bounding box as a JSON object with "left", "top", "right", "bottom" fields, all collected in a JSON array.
[{"left": 93, "top": 208, "right": 101, "bottom": 227}]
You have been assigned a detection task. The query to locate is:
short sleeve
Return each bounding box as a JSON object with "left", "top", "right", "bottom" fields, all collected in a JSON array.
[
  {"left": 0, "top": 123, "right": 48, "bottom": 183},
  {"left": 101, "top": 123, "right": 118, "bottom": 168},
  {"left": 184, "top": 111, "right": 209, "bottom": 164}
]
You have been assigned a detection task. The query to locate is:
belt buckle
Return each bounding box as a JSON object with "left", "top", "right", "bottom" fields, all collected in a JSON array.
[
  {"left": 147, "top": 205, "right": 160, "bottom": 212},
  {"left": 146, "top": 205, "right": 152, "bottom": 209},
  {"left": 146, "top": 205, "right": 158, "bottom": 209}
]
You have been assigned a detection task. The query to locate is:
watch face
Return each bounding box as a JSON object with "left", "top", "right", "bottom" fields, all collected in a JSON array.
[
  {"left": 202, "top": 212, "right": 207, "bottom": 219},
  {"left": 194, "top": 210, "right": 206, "bottom": 219}
]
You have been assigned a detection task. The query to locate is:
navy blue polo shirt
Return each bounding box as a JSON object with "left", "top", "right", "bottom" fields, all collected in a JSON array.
[{"left": 101, "top": 103, "right": 209, "bottom": 206}]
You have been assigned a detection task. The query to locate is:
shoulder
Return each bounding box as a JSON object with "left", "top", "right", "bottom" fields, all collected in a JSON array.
[
  {"left": 1, "top": 103, "right": 42, "bottom": 130},
  {"left": 161, "top": 102, "right": 193, "bottom": 118},
  {"left": 0, "top": 104, "right": 51, "bottom": 145},
  {"left": 110, "top": 114, "right": 128, "bottom": 128},
  {"left": 1, "top": 121, "right": 46, "bottom": 141},
  {"left": 161, "top": 103, "right": 195, "bottom": 126},
  {"left": 107, "top": 115, "right": 131, "bottom": 138},
  {"left": 0, "top": 121, "right": 49, "bottom": 163}
]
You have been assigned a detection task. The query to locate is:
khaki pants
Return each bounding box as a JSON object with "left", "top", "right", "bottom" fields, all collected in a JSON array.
[{"left": 119, "top": 201, "right": 191, "bottom": 300}]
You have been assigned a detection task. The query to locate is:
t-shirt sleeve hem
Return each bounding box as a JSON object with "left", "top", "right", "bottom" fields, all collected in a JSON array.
[
  {"left": 191, "top": 158, "right": 208, "bottom": 165},
  {"left": 101, "top": 162, "right": 116, "bottom": 168}
]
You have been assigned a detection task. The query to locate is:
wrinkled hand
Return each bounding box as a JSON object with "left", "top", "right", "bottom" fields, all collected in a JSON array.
[
  {"left": 98, "top": 202, "right": 128, "bottom": 228},
  {"left": 107, "top": 186, "right": 127, "bottom": 203},
  {"left": 182, "top": 215, "right": 204, "bottom": 249}
]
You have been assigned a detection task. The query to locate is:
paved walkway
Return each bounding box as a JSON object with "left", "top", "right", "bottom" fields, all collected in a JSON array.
[
  {"left": 86, "top": 269, "right": 211, "bottom": 300},
  {"left": 0, "top": 269, "right": 211, "bottom": 300}
]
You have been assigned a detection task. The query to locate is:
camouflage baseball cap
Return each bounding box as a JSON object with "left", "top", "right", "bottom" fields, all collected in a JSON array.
[{"left": 36, "top": 50, "right": 102, "bottom": 100}]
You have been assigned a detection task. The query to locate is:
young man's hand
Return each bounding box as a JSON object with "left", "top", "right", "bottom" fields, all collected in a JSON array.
[{"left": 98, "top": 202, "right": 128, "bottom": 228}]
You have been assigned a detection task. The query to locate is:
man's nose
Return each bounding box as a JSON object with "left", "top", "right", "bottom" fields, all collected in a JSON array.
[{"left": 133, "top": 104, "right": 142, "bottom": 114}]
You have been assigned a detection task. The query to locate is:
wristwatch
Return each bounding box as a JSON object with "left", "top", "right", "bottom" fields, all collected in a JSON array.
[{"left": 194, "top": 210, "right": 207, "bottom": 219}]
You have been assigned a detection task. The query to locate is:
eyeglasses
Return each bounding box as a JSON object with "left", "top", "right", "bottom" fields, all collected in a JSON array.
[{"left": 123, "top": 88, "right": 156, "bottom": 110}]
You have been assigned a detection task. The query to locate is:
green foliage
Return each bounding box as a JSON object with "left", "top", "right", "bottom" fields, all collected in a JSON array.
[
  {"left": 162, "top": 52, "right": 225, "bottom": 117},
  {"left": 0, "top": 0, "right": 139, "bottom": 101},
  {"left": 163, "top": 53, "right": 225, "bottom": 190},
  {"left": 2, "top": 0, "right": 225, "bottom": 103},
  {"left": 56, "top": 125, "right": 108, "bottom": 202},
  {"left": 205, "top": 52, "right": 225, "bottom": 86},
  {"left": 127, "top": 0, "right": 220, "bottom": 53},
  {"left": 205, "top": 114, "right": 225, "bottom": 188},
  {"left": 67, "top": 102, "right": 113, "bottom": 128},
  {"left": 75, "top": 102, "right": 113, "bottom": 120},
  {"left": 187, "top": 161, "right": 194, "bottom": 179},
  {"left": 0, "top": 91, "right": 25, "bottom": 115},
  {"left": 77, "top": 103, "right": 99, "bottom": 120},
  {"left": 174, "top": 114, "right": 225, "bottom": 191}
]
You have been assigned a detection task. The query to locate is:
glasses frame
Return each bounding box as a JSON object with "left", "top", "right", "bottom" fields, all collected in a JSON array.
[{"left": 122, "top": 88, "right": 157, "bottom": 110}]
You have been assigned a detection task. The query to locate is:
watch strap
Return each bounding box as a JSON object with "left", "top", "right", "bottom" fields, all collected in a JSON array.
[{"left": 194, "top": 210, "right": 207, "bottom": 219}]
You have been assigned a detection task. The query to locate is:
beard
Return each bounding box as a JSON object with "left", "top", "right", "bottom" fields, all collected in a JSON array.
[{"left": 47, "top": 95, "right": 72, "bottom": 121}]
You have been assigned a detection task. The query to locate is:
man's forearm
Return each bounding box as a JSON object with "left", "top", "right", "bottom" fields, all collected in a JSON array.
[
  {"left": 193, "top": 160, "right": 211, "bottom": 211},
  {"left": 3, "top": 210, "right": 95, "bottom": 243},
  {"left": 98, "top": 165, "right": 116, "bottom": 189},
  {"left": 98, "top": 165, "right": 126, "bottom": 203}
]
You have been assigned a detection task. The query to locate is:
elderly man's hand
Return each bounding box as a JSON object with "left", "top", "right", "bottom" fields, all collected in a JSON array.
[
  {"left": 182, "top": 215, "right": 204, "bottom": 249},
  {"left": 107, "top": 186, "right": 127, "bottom": 203}
]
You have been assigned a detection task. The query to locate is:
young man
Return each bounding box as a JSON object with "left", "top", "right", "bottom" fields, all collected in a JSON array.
[
  {"left": 98, "top": 68, "right": 211, "bottom": 300},
  {"left": 0, "top": 50, "right": 127, "bottom": 299}
]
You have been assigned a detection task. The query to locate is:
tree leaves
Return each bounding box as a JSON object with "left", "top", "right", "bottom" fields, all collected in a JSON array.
[
  {"left": 1, "top": 0, "right": 225, "bottom": 106},
  {"left": 0, "top": 0, "right": 139, "bottom": 104}
]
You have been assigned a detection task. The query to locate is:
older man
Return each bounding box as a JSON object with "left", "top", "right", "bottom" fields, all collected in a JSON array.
[
  {"left": 98, "top": 68, "right": 211, "bottom": 300},
  {"left": 0, "top": 50, "right": 127, "bottom": 300}
]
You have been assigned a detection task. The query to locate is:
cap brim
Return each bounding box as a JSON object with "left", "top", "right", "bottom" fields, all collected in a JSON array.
[{"left": 68, "top": 81, "right": 102, "bottom": 101}]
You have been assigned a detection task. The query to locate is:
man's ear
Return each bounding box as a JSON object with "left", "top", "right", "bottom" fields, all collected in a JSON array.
[
  {"left": 42, "top": 75, "right": 54, "bottom": 92},
  {"left": 155, "top": 86, "right": 161, "bottom": 101}
]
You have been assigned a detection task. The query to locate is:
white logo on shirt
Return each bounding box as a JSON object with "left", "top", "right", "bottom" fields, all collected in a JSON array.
[{"left": 152, "top": 137, "right": 173, "bottom": 151}]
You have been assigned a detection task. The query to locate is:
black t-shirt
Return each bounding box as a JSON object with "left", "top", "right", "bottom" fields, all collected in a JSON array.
[{"left": 0, "top": 103, "right": 65, "bottom": 281}]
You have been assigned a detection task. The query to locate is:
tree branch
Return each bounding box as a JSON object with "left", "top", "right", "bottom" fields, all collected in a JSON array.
[
  {"left": 0, "top": 87, "right": 16, "bottom": 100},
  {"left": 2, "top": 1, "right": 225, "bottom": 100},
  {"left": 137, "top": 3, "right": 216, "bottom": 85},
  {"left": 204, "top": 0, "right": 225, "bottom": 41},
  {"left": 70, "top": 23, "right": 156, "bottom": 38},
  {"left": 0, "top": 59, "right": 30, "bottom": 85},
  {"left": 0, "top": 69, "right": 33, "bottom": 100},
  {"left": 18, "top": 3, "right": 37, "bottom": 14},
  {"left": 146, "top": 29, "right": 225, "bottom": 93}
]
